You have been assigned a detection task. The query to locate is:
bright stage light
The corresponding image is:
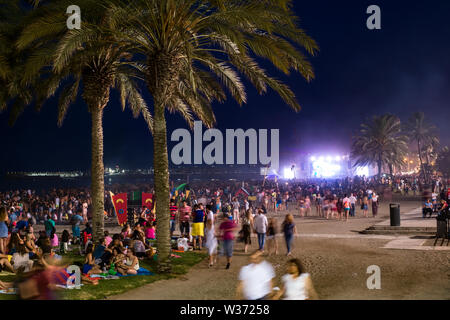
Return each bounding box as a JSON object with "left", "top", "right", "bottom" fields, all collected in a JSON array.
[
  {"left": 355, "top": 166, "right": 369, "bottom": 177},
  {"left": 335, "top": 156, "right": 341, "bottom": 161},
  {"left": 312, "top": 160, "right": 341, "bottom": 178},
  {"left": 310, "top": 156, "right": 316, "bottom": 161},
  {"left": 283, "top": 167, "right": 295, "bottom": 179}
]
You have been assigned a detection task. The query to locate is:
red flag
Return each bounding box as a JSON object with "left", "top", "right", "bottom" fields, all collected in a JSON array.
[
  {"left": 112, "top": 193, "right": 128, "bottom": 225},
  {"left": 142, "top": 193, "right": 154, "bottom": 210}
]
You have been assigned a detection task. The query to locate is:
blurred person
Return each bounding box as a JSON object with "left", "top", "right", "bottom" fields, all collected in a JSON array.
[
  {"left": 282, "top": 214, "right": 297, "bottom": 256},
  {"left": 266, "top": 218, "right": 278, "bottom": 255},
  {"left": 273, "top": 258, "right": 318, "bottom": 300},
  {"left": 236, "top": 251, "right": 275, "bottom": 300},
  {"left": 205, "top": 219, "right": 218, "bottom": 267},
  {"left": 219, "top": 214, "right": 238, "bottom": 269}
]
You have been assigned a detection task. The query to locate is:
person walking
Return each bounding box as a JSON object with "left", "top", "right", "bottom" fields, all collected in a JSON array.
[
  {"left": 241, "top": 209, "right": 253, "bottom": 253},
  {"left": 266, "top": 218, "right": 278, "bottom": 255},
  {"left": 371, "top": 192, "right": 379, "bottom": 217},
  {"left": 349, "top": 193, "right": 357, "bottom": 217},
  {"left": 342, "top": 194, "right": 351, "bottom": 222},
  {"left": 219, "top": 214, "right": 238, "bottom": 269},
  {"left": 236, "top": 251, "right": 275, "bottom": 300},
  {"left": 254, "top": 209, "right": 268, "bottom": 252},
  {"left": 282, "top": 214, "right": 297, "bottom": 256},
  {"left": 205, "top": 219, "right": 218, "bottom": 267},
  {"left": 273, "top": 258, "right": 318, "bottom": 300}
]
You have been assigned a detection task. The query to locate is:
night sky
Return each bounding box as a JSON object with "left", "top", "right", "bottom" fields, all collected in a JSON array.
[{"left": 1, "top": 0, "right": 449, "bottom": 172}]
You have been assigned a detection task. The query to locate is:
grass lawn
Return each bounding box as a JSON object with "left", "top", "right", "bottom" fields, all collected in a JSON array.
[{"left": 0, "top": 250, "right": 207, "bottom": 300}]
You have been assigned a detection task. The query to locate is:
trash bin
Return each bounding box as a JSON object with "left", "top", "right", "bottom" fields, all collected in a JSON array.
[
  {"left": 436, "top": 211, "right": 449, "bottom": 239},
  {"left": 390, "top": 203, "right": 400, "bottom": 226}
]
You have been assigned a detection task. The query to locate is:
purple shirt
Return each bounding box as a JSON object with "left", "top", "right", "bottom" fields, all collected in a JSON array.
[{"left": 219, "top": 220, "right": 237, "bottom": 241}]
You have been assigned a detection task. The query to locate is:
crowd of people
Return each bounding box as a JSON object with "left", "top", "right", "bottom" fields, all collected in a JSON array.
[{"left": 0, "top": 174, "right": 448, "bottom": 299}]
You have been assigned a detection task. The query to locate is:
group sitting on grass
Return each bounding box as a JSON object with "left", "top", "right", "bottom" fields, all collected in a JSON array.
[{"left": 0, "top": 204, "right": 161, "bottom": 298}]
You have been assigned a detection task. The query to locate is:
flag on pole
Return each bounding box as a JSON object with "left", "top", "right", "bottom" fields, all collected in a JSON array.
[
  {"left": 111, "top": 192, "right": 128, "bottom": 225},
  {"left": 142, "top": 193, "right": 154, "bottom": 210}
]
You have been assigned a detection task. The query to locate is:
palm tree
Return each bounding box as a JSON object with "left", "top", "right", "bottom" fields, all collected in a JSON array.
[
  {"left": 405, "top": 112, "right": 439, "bottom": 183},
  {"left": 352, "top": 114, "right": 409, "bottom": 178},
  {"left": 102, "top": 0, "right": 319, "bottom": 272},
  {"left": 0, "top": 1, "right": 38, "bottom": 122},
  {"left": 14, "top": 0, "right": 153, "bottom": 240}
]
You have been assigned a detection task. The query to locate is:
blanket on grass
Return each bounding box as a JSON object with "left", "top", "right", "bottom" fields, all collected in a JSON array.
[{"left": 90, "top": 267, "right": 153, "bottom": 279}]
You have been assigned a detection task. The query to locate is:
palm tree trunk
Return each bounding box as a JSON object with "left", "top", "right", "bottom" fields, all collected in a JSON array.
[
  {"left": 153, "top": 100, "right": 172, "bottom": 273},
  {"left": 377, "top": 159, "right": 382, "bottom": 179},
  {"left": 90, "top": 106, "right": 105, "bottom": 241},
  {"left": 417, "top": 139, "right": 427, "bottom": 182}
]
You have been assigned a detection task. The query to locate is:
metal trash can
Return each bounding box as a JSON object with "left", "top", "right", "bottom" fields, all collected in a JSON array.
[
  {"left": 436, "top": 212, "right": 449, "bottom": 239},
  {"left": 390, "top": 203, "right": 400, "bottom": 226}
]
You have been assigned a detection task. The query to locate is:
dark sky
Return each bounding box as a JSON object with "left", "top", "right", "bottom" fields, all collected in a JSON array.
[{"left": 1, "top": 0, "right": 449, "bottom": 172}]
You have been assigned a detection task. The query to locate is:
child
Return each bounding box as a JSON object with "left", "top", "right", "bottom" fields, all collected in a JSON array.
[
  {"left": 145, "top": 222, "right": 156, "bottom": 241},
  {"left": 60, "top": 230, "right": 70, "bottom": 254},
  {"left": 50, "top": 227, "right": 59, "bottom": 249},
  {"left": 104, "top": 231, "right": 113, "bottom": 246}
]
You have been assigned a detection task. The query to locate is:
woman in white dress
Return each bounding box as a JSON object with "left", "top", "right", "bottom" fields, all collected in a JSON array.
[
  {"left": 274, "top": 259, "right": 318, "bottom": 300},
  {"left": 205, "top": 219, "right": 218, "bottom": 267}
]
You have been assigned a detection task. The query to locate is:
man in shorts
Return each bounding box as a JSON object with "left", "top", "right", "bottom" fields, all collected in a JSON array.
[{"left": 191, "top": 204, "right": 205, "bottom": 250}]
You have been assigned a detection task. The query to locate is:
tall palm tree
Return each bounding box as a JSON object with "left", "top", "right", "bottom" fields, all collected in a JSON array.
[
  {"left": 14, "top": 0, "right": 153, "bottom": 240},
  {"left": 101, "top": 0, "right": 319, "bottom": 272},
  {"left": 405, "top": 112, "right": 439, "bottom": 183},
  {"left": 352, "top": 114, "right": 409, "bottom": 178}
]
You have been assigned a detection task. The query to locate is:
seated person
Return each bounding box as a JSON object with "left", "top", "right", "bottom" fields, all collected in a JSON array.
[
  {"left": 133, "top": 224, "right": 146, "bottom": 240},
  {"left": 100, "top": 234, "right": 124, "bottom": 268},
  {"left": 131, "top": 232, "right": 146, "bottom": 258},
  {"left": 82, "top": 243, "right": 102, "bottom": 275},
  {"left": 0, "top": 254, "right": 15, "bottom": 273},
  {"left": 111, "top": 247, "right": 126, "bottom": 272},
  {"left": 24, "top": 232, "right": 38, "bottom": 258},
  {"left": 93, "top": 238, "right": 106, "bottom": 261},
  {"left": 50, "top": 228, "right": 59, "bottom": 248},
  {"left": 7, "top": 232, "right": 24, "bottom": 255},
  {"left": 116, "top": 248, "right": 139, "bottom": 275},
  {"left": 423, "top": 199, "right": 433, "bottom": 218},
  {"left": 35, "top": 231, "right": 49, "bottom": 249},
  {"left": 104, "top": 231, "right": 113, "bottom": 247},
  {"left": 11, "top": 244, "right": 34, "bottom": 273},
  {"left": 121, "top": 225, "right": 131, "bottom": 239}
]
